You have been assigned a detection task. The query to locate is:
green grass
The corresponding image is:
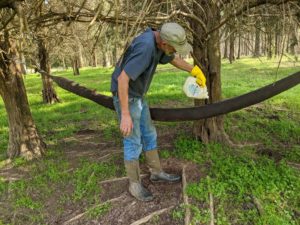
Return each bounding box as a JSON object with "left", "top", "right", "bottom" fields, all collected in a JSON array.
[
  {"left": 0, "top": 149, "right": 118, "bottom": 223},
  {"left": 86, "top": 202, "right": 111, "bottom": 219},
  {"left": 178, "top": 142, "right": 300, "bottom": 225},
  {"left": 0, "top": 56, "right": 300, "bottom": 224},
  {"left": 72, "top": 160, "right": 117, "bottom": 202}
]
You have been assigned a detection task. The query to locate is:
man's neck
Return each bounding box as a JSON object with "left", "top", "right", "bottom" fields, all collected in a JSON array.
[{"left": 153, "top": 31, "right": 162, "bottom": 50}]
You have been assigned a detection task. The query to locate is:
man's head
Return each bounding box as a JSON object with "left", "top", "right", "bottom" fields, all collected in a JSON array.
[{"left": 159, "top": 22, "right": 192, "bottom": 55}]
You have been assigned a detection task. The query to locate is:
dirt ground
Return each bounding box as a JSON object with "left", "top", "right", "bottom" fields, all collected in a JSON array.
[
  {"left": 60, "top": 128, "right": 203, "bottom": 225},
  {"left": 0, "top": 125, "right": 203, "bottom": 225}
]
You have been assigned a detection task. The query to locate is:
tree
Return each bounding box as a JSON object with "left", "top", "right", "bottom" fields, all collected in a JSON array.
[
  {"left": 253, "top": 18, "right": 261, "bottom": 57},
  {"left": 38, "top": 37, "right": 60, "bottom": 103},
  {"left": 0, "top": 32, "right": 46, "bottom": 159},
  {"left": 191, "top": 1, "right": 224, "bottom": 143},
  {"left": 0, "top": 1, "right": 48, "bottom": 159},
  {"left": 39, "top": 0, "right": 299, "bottom": 144},
  {"left": 186, "top": 0, "right": 298, "bottom": 143},
  {"left": 229, "top": 22, "right": 236, "bottom": 63}
]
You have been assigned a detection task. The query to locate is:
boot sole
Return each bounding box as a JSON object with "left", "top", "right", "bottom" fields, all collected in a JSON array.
[
  {"left": 130, "top": 193, "right": 154, "bottom": 201},
  {"left": 150, "top": 178, "right": 182, "bottom": 183},
  {"left": 129, "top": 190, "right": 154, "bottom": 202}
]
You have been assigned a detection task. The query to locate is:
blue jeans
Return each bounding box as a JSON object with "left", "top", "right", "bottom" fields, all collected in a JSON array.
[{"left": 113, "top": 96, "right": 157, "bottom": 161}]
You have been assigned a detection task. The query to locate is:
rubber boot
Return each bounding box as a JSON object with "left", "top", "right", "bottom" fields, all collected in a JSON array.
[
  {"left": 145, "top": 150, "right": 181, "bottom": 183},
  {"left": 124, "top": 160, "right": 153, "bottom": 201}
]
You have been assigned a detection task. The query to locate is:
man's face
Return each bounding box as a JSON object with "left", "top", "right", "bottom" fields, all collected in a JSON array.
[{"left": 161, "top": 42, "right": 176, "bottom": 56}]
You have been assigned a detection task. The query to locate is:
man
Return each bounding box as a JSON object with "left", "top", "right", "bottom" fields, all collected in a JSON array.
[{"left": 111, "top": 22, "right": 206, "bottom": 201}]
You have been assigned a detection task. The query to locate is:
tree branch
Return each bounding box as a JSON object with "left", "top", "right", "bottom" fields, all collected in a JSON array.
[{"left": 207, "top": 0, "right": 297, "bottom": 35}]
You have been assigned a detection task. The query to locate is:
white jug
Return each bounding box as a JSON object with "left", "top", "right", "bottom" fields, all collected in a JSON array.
[{"left": 183, "top": 77, "right": 209, "bottom": 99}]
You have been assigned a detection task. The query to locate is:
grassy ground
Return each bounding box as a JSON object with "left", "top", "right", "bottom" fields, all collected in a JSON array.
[{"left": 0, "top": 56, "right": 299, "bottom": 224}]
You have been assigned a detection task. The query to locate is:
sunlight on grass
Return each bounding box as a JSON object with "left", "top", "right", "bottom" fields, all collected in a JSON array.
[
  {"left": 1, "top": 56, "right": 299, "bottom": 157},
  {"left": 0, "top": 56, "right": 299, "bottom": 224}
]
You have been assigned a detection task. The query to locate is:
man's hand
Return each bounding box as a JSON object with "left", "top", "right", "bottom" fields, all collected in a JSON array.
[
  {"left": 190, "top": 65, "right": 206, "bottom": 87},
  {"left": 120, "top": 113, "right": 133, "bottom": 136},
  {"left": 117, "top": 70, "right": 133, "bottom": 137}
]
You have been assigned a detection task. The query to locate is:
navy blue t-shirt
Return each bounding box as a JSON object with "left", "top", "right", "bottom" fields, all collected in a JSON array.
[{"left": 110, "top": 28, "right": 175, "bottom": 97}]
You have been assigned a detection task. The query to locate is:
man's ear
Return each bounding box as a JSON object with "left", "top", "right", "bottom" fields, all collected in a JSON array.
[{"left": 161, "top": 40, "right": 168, "bottom": 46}]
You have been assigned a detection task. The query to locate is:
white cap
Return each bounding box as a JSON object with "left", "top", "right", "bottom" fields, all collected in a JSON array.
[{"left": 160, "top": 22, "right": 192, "bottom": 55}]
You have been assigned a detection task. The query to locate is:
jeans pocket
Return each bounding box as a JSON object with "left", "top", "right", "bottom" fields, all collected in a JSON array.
[{"left": 129, "top": 97, "right": 136, "bottom": 103}]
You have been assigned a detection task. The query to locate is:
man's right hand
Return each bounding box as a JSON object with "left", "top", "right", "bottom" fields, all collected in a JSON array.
[
  {"left": 190, "top": 65, "right": 206, "bottom": 87},
  {"left": 120, "top": 114, "right": 133, "bottom": 136}
]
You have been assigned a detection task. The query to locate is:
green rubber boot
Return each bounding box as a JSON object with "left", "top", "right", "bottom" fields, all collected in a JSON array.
[
  {"left": 145, "top": 150, "right": 181, "bottom": 183},
  {"left": 125, "top": 160, "right": 153, "bottom": 201}
]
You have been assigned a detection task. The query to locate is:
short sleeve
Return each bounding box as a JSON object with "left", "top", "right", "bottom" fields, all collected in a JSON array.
[
  {"left": 123, "top": 43, "right": 152, "bottom": 81},
  {"left": 159, "top": 53, "right": 175, "bottom": 64}
]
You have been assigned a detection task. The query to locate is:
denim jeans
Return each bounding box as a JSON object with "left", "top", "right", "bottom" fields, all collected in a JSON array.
[{"left": 113, "top": 96, "right": 157, "bottom": 161}]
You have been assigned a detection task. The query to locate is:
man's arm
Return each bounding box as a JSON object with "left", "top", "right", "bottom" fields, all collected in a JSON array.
[
  {"left": 117, "top": 70, "right": 133, "bottom": 136},
  {"left": 170, "top": 55, "right": 206, "bottom": 87},
  {"left": 170, "top": 55, "right": 193, "bottom": 72}
]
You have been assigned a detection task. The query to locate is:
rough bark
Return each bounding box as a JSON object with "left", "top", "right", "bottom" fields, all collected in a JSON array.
[
  {"left": 0, "top": 0, "right": 23, "bottom": 9},
  {"left": 274, "top": 24, "right": 280, "bottom": 57},
  {"left": 102, "top": 50, "right": 107, "bottom": 67},
  {"left": 237, "top": 34, "right": 241, "bottom": 59},
  {"left": 38, "top": 38, "right": 59, "bottom": 104},
  {"left": 0, "top": 33, "right": 46, "bottom": 159},
  {"left": 92, "top": 50, "right": 97, "bottom": 67},
  {"left": 229, "top": 24, "right": 235, "bottom": 63},
  {"left": 192, "top": 1, "right": 226, "bottom": 143},
  {"left": 223, "top": 28, "right": 228, "bottom": 59},
  {"left": 289, "top": 27, "right": 298, "bottom": 55},
  {"left": 72, "top": 56, "right": 80, "bottom": 75},
  {"left": 286, "top": 35, "right": 290, "bottom": 53},
  {"left": 19, "top": 51, "right": 27, "bottom": 74},
  {"left": 266, "top": 25, "right": 273, "bottom": 59},
  {"left": 262, "top": 30, "right": 267, "bottom": 55},
  {"left": 62, "top": 57, "right": 68, "bottom": 70},
  {"left": 244, "top": 34, "right": 249, "bottom": 56},
  {"left": 253, "top": 19, "right": 261, "bottom": 57},
  {"left": 78, "top": 46, "right": 83, "bottom": 67},
  {"left": 112, "top": 45, "right": 117, "bottom": 66}
]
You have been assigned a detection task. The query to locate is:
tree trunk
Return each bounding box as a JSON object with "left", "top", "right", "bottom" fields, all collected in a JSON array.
[
  {"left": 72, "top": 56, "right": 80, "bottom": 75},
  {"left": 223, "top": 29, "right": 228, "bottom": 59},
  {"left": 286, "top": 35, "right": 290, "bottom": 53},
  {"left": 274, "top": 24, "right": 280, "bottom": 57},
  {"left": 192, "top": 1, "right": 226, "bottom": 143},
  {"left": 229, "top": 24, "right": 235, "bottom": 63},
  {"left": 79, "top": 46, "right": 83, "bottom": 67},
  {"left": 112, "top": 45, "right": 117, "bottom": 66},
  {"left": 264, "top": 30, "right": 267, "bottom": 56},
  {"left": 244, "top": 34, "right": 249, "bottom": 56},
  {"left": 62, "top": 57, "right": 68, "bottom": 70},
  {"left": 289, "top": 26, "right": 298, "bottom": 55},
  {"left": 253, "top": 20, "right": 261, "bottom": 57},
  {"left": 38, "top": 38, "right": 59, "bottom": 104},
  {"left": 237, "top": 33, "right": 241, "bottom": 59},
  {"left": 20, "top": 51, "right": 27, "bottom": 74},
  {"left": 92, "top": 50, "right": 97, "bottom": 67},
  {"left": 268, "top": 33, "right": 272, "bottom": 59},
  {"left": 265, "top": 24, "right": 273, "bottom": 59},
  {"left": 102, "top": 51, "right": 107, "bottom": 67},
  {"left": 261, "top": 29, "right": 265, "bottom": 55},
  {"left": 0, "top": 34, "right": 46, "bottom": 159}
]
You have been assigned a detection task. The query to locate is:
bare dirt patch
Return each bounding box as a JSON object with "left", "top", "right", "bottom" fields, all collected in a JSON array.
[
  {"left": 0, "top": 124, "right": 204, "bottom": 225},
  {"left": 55, "top": 126, "right": 203, "bottom": 225},
  {"left": 62, "top": 158, "right": 202, "bottom": 225}
]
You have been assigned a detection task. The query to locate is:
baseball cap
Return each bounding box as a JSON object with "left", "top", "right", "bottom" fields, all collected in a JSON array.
[{"left": 160, "top": 22, "right": 192, "bottom": 55}]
